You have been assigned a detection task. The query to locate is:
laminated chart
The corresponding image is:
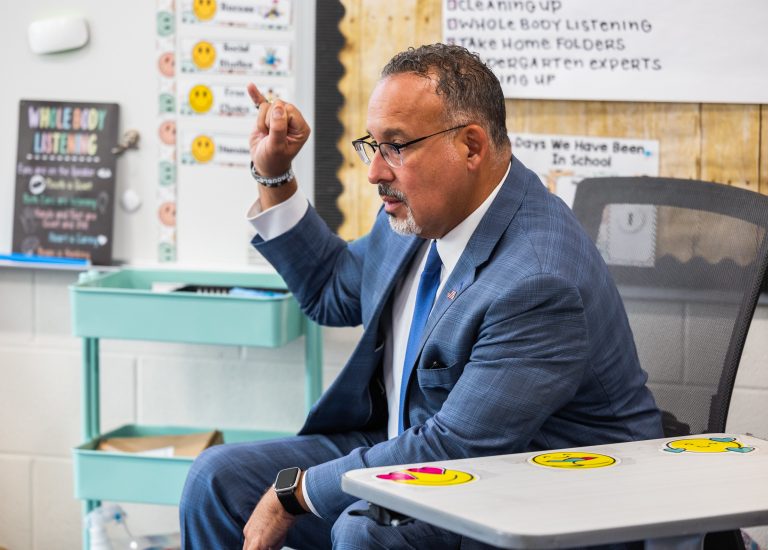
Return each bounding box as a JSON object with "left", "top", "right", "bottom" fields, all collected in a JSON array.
[
  {"left": 181, "top": 0, "right": 293, "bottom": 29},
  {"left": 172, "top": 0, "right": 298, "bottom": 267},
  {"left": 156, "top": 0, "right": 177, "bottom": 262},
  {"left": 179, "top": 82, "right": 289, "bottom": 116},
  {"left": 180, "top": 38, "right": 291, "bottom": 75},
  {"left": 180, "top": 132, "right": 251, "bottom": 167}
]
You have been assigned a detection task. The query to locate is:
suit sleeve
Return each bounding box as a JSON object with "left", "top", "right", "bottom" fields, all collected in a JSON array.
[
  {"left": 303, "top": 273, "right": 589, "bottom": 520},
  {"left": 253, "top": 205, "right": 369, "bottom": 327}
]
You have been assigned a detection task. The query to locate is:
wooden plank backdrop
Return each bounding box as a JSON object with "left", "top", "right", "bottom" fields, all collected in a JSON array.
[{"left": 335, "top": 0, "right": 766, "bottom": 241}]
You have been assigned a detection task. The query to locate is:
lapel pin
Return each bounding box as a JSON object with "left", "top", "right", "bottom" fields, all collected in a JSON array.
[{"left": 446, "top": 289, "right": 457, "bottom": 300}]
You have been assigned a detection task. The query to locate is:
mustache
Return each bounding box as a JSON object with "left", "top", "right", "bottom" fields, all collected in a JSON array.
[{"left": 378, "top": 184, "right": 407, "bottom": 203}]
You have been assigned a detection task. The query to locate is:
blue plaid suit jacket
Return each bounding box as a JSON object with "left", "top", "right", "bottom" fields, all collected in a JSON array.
[{"left": 254, "top": 157, "right": 662, "bottom": 520}]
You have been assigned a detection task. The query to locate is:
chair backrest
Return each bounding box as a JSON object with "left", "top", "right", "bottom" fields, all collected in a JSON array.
[{"left": 572, "top": 177, "right": 768, "bottom": 436}]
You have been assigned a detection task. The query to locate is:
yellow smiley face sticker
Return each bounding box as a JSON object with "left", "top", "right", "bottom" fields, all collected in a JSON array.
[
  {"left": 191, "top": 135, "right": 215, "bottom": 163},
  {"left": 188, "top": 84, "right": 214, "bottom": 113},
  {"left": 192, "top": 41, "right": 216, "bottom": 70},
  {"left": 376, "top": 466, "right": 475, "bottom": 486},
  {"left": 664, "top": 437, "right": 755, "bottom": 454},
  {"left": 529, "top": 451, "right": 618, "bottom": 469},
  {"left": 193, "top": 0, "right": 217, "bottom": 21}
]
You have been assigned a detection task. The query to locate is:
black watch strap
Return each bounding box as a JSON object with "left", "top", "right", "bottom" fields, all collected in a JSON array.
[{"left": 276, "top": 490, "right": 307, "bottom": 515}]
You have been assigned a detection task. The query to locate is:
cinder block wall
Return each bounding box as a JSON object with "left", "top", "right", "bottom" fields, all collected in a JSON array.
[
  {"left": 0, "top": 267, "right": 360, "bottom": 549},
  {"left": 0, "top": 268, "right": 766, "bottom": 549}
]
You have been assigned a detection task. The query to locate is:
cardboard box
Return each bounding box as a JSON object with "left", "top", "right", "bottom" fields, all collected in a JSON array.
[{"left": 97, "top": 430, "right": 223, "bottom": 457}]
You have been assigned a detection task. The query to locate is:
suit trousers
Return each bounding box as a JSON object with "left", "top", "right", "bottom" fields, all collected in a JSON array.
[{"left": 180, "top": 431, "right": 477, "bottom": 549}]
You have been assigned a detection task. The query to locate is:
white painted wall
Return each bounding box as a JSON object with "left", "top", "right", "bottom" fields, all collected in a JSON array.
[{"left": 0, "top": 1, "right": 316, "bottom": 268}]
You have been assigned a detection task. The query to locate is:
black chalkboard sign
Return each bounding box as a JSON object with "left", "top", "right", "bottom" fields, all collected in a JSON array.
[{"left": 12, "top": 100, "right": 120, "bottom": 265}]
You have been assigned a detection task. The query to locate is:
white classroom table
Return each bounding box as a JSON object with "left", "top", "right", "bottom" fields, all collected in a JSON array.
[{"left": 342, "top": 434, "right": 768, "bottom": 549}]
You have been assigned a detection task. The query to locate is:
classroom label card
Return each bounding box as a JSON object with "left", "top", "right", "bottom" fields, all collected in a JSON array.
[
  {"left": 12, "top": 100, "right": 119, "bottom": 265},
  {"left": 179, "top": 81, "right": 288, "bottom": 116},
  {"left": 180, "top": 39, "right": 291, "bottom": 75},
  {"left": 181, "top": 0, "right": 292, "bottom": 29},
  {"left": 180, "top": 131, "right": 250, "bottom": 167}
]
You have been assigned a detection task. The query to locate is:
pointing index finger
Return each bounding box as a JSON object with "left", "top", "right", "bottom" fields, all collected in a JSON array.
[{"left": 247, "top": 83, "right": 267, "bottom": 105}]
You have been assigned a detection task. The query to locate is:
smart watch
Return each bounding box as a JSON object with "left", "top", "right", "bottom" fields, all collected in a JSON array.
[{"left": 274, "top": 467, "right": 307, "bottom": 515}]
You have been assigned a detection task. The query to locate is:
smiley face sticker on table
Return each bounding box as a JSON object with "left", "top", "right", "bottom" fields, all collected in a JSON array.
[
  {"left": 663, "top": 437, "right": 755, "bottom": 454},
  {"left": 529, "top": 451, "right": 619, "bottom": 469},
  {"left": 376, "top": 466, "right": 475, "bottom": 486}
]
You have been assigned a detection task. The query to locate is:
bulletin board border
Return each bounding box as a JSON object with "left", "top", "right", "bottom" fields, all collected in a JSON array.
[{"left": 314, "top": 0, "right": 345, "bottom": 234}]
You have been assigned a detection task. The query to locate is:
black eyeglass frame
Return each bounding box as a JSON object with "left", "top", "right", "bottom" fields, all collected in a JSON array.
[{"left": 351, "top": 124, "right": 467, "bottom": 167}]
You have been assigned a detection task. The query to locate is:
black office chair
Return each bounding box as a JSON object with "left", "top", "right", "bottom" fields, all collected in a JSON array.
[{"left": 572, "top": 177, "right": 768, "bottom": 550}]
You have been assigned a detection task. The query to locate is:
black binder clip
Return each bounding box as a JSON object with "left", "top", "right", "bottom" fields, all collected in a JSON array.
[{"left": 348, "top": 502, "right": 415, "bottom": 527}]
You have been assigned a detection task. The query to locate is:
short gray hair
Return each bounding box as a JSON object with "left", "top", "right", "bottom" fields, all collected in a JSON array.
[{"left": 381, "top": 43, "right": 510, "bottom": 151}]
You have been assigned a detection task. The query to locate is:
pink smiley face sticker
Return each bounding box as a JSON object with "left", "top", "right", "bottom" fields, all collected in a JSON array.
[
  {"left": 158, "top": 120, "right": 176, "bottom": 145},
  {"left": 158, "top": 201, "right": 176, "bottom": 227},
  {"left": 376, "top": 466, "right": 475, "bottom": 486},
  {"left": 158, "top": 52, "right": 175, "bottom": 77}
]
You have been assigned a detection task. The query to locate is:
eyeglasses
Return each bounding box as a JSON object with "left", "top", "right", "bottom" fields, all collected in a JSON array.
[{"left": 352, "top": 125, "right": 467, "bottom": 168}]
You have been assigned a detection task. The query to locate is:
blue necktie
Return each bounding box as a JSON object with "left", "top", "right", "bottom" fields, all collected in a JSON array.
[{"left": 399, "top": 240, "right": 442, "bottom": 433}]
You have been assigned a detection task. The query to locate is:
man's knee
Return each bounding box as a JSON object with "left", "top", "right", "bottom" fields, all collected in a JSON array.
[
  {"left": 331, "top": 501, "right": 467, "bottom": 550},
  {"left": 181, "top": 445, "right": 256, "bottom": 548},
  {"left": 330, "top": 501, "right": 390, "bottom": 550},
  {"left": 330, "top": 508, "right": 369, "bottom": 549},
  {"left": 181, "top": 444, "right": 231, "bottom": 511}
]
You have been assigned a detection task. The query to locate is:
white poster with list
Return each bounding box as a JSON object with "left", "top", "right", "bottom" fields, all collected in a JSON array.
[{"left": 443, "top": 0, "right": 768, "bottom": 103}]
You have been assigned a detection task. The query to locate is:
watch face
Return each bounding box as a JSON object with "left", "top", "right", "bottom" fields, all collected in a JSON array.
[{"left": 275, "top": 467, "right": 300, "bottom": 491}]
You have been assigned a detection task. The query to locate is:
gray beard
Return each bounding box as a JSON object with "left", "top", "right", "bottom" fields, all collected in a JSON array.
[
  {"left": 379, "top": 183, "right": 423, "bottom": 236},
  {"left": 387, "top": 208, "right": 422, "bottom": 236}
]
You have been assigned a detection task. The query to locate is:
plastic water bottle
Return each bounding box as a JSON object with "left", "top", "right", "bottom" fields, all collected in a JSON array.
[{"left": 84, "top": 505, "right": 138, "bottom": 550}]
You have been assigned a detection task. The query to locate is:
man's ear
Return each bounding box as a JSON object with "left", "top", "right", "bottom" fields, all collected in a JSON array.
[{"left": 462, "top": 124, "right": 489, "bottom": 170}]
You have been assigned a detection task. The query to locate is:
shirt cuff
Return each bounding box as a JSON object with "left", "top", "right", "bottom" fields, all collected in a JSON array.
[
  {"left": 301, "top": 467, "right": 321, "bottom": 517},
  {"left": 246, "top": 188, "right": 309, "bottom": 241}
]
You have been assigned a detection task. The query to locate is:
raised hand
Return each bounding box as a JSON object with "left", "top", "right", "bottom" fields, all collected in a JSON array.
[{"left": 247, "top": 83, "right": 311, "bottom": 178}]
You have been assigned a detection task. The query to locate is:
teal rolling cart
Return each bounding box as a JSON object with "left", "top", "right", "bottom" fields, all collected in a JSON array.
[{"left": 70, "top": 268, "right": 323, "bottom": 549}]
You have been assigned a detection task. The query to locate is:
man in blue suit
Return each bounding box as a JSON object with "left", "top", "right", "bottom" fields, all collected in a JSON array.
[{"left": 181, "top": 44, "right": 662, "bottom": 549}]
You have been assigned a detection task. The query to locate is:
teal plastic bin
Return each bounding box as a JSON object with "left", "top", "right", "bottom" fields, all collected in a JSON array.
[
  {"left": 70, "top": 268, "right": 304, "bottom": 346},
  {"left": 74, "top": 425, "right": 292, "bottom": 505}
]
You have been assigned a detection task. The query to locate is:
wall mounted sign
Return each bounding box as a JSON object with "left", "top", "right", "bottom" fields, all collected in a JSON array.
[
  {"left": 12, "top": 100, "right": 119, "bottom": 265},
  {"left": 444, "top": 0, "right": 768, "bottom": 103}
]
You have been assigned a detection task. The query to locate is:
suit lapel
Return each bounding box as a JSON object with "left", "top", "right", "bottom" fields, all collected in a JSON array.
[
  {"left": 417, "top": 159, "right": 531, "bottom": 357},
  {"left": 366, "top": 234, "right": 423, "bottom": 327}
]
